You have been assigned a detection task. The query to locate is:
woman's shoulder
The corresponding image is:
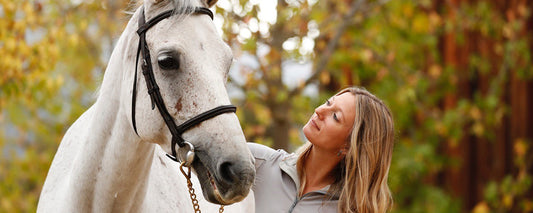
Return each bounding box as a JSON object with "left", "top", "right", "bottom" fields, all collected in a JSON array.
[
  {"left": 247, "top": 142, "right": 289, "bottom": 160},
  {"left": 247, "top": 142, "right": 291, "bottom": 170}
]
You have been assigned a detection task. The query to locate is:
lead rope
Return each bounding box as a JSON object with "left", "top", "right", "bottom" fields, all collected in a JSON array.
[{"left": 180, "top": 162, "right": 225, "bottom": 213}]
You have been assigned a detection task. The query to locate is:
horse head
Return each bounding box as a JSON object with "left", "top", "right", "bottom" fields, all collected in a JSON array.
[{"left": 125, "top": 0, "right": 254, "bottom": 205}]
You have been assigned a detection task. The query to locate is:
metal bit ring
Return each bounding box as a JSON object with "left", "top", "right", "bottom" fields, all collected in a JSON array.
[{"left": 178, "top": 141, "right": 195, "bottom": 167}]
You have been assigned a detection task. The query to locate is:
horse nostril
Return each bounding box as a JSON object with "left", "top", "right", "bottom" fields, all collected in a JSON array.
[{"left": 219, "top": 162, "right": 237, "bottom": 184}]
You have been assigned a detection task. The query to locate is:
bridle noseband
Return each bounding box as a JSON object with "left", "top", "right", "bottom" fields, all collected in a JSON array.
[{"left": 131, "top": 6, "right": 236, "bottom": 164}]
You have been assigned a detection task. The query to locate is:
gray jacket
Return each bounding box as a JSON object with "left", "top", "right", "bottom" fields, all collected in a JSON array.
[{"left": 249, "top": 143, "right": 339, "bottom": 213}]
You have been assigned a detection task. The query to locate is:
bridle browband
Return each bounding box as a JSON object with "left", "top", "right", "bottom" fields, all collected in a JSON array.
[{"left": 131, "top": 6, "right": 236, "bottom": 163}]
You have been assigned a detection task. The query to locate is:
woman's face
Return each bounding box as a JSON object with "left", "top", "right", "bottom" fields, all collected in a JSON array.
[{"left": 303, "top": 92, "right": 356, "bottom": 152}]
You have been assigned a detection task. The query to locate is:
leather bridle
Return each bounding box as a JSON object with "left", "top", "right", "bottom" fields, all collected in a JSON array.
[{"left": 131, "top": 6, "right": 236, "bottom": 164}]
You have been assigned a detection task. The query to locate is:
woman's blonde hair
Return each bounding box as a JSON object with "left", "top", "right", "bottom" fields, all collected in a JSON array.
[{"left": 297, "top": 86, "right": 395, "bottom": 213}]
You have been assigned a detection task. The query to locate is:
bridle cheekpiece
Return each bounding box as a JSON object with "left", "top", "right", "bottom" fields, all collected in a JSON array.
[{"left": 131, "top": 6, "right": 236, "bottom": 165}]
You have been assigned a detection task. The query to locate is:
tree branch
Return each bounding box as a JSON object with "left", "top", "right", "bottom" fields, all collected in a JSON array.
[{"left": 289, "top": 0, "right": 391, "bottom": 98}]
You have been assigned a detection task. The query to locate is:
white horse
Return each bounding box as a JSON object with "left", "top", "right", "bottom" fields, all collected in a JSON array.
[{"left": 37, "top": 0, "right": 255, "bottom": 212}]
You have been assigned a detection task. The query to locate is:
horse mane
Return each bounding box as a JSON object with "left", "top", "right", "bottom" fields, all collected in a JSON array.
[{"left": 169, "top": 0, "right": 197, "bottom": 15}]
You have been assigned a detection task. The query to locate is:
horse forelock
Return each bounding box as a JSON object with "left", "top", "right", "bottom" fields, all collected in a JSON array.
[{"left": 134, "top": 0, "right": 200, "bottom": 14}]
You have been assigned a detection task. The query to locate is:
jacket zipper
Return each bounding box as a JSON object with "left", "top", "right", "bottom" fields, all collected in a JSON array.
[
  {"left": 288, "top": 196, "right": 300, "bottom": 213},
  {"left": 288, "top": 193, "right": 312, "bottom": 213}
]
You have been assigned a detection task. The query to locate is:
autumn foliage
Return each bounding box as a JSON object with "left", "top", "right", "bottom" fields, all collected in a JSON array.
[{"left": 1, "top": 0, "right": 532, "bottom": 212}]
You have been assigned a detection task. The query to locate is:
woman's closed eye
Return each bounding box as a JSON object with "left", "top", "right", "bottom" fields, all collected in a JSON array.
[{"left": 325, "top": 99, "right": 340, "bottom": 122}]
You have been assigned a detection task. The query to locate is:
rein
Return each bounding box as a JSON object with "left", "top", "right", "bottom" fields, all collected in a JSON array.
[{"left": 131, "top": 6, "right": 229, "bottom": 212}]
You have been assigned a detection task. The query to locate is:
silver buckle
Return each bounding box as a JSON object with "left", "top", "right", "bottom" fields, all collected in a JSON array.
[{"left": 177, "top": 141, "right": 195, "bottom": 167}]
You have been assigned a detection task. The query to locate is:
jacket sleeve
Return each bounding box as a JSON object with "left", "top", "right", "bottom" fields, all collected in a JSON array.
[{"left": 247, "top": 142, "right": 285, "bottom": 171}]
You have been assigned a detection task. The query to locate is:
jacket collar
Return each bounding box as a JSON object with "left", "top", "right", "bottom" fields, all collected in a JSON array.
[{"left": 279, "top": 153, "right": 340, "bottom": 199}]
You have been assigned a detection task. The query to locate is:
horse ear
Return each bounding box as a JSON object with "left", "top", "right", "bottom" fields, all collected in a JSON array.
[{"left": 203, "top": 0, "right": 218, "bottom": 8}]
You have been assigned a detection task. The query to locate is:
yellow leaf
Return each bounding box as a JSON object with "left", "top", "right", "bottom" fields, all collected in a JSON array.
[
  {"left": 1, "top": 197, "right": 13, "bottom": 212},
  {"left": 471, "top": 202, "right": 490, "bottom": 213},
  {"left": 22, "top": 2, "right": 33, "bottom": 15},
  {"left": 320, "top": 72, "right": 330, "bottom": 85},
  {"left": 412, "top": 14, "right": 430, "bottom": 33},
  {"left": 514, "top": 139, "right": 527, "bottom": 157},
  {"left": 69, "top": 34, "right": 79, "bottom": 46},
  {"left": 518, "top": 4, "right": 528, "bottom": 17},
  {"left": 428, "top": 64, "right": 442, "bottom": 79},
  {"left": 56, "top": 75, "right": 64, "bottom": 87},
  {"left": 435, "top": 122, "right": 447, "bottom": 136},
  {"left": 402, "top": 4, "right": 414, "bottom": 18},
  {"left": 49, "top": 45, "right": 60, "bottom": 59},
  {"left": 360, "top": 49, "right": 373, "bottom": 62},
  {"left": 5, "top": 37, "right": 16, "bottom": 52},
  {"left": 27, "top": 13, "right": 37, "bottom": 26},
  {"left": 503, "top": 194, "right": 513, "bottom": 208},
  {"left": 524, "top": 200, "right": 533, "bottom": 212},
  {"left": 428, "top": 11, "right": 441, "bottom": 29},
  {"left": 14, "top": 20, "right": 26, "bottom": 33},
  {"left": 4, "top": 1, "right": 16, "bottom": 12},
  {"left": 472, "top": 122, "right": 484, "bottom": 137},
  {"left": 80, "top": 20, "right": 89, "bottom": 31},
  {"left": 502, "top": 24, "right": 514, "bottom": 39},
  {"left": 469, "top": 107, "right": 482, "bottom": 120},
  {"left": 46, "top": 79, "right": 54, "bottom": 90}
]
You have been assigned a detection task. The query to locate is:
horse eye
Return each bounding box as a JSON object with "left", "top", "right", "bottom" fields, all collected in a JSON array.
[{"left": 157, "top": 54, "right": 180, "bottom": 70}]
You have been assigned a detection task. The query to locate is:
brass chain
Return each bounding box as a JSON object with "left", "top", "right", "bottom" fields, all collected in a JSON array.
[
  {"left": 180, "top": 162, "right": 201, "bottom": 213},
  {"left": 180, "top": 162, "right": 225, "bottom": 213}
]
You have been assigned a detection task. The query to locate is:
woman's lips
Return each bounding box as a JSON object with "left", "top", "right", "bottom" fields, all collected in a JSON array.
[{"left": 311, "top": 119, "right": 320, "bottom": 131}]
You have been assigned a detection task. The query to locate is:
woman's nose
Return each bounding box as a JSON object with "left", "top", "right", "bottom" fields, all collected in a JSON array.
[{"left": 315, "top": 105, "right": 327, "bottom": 119}]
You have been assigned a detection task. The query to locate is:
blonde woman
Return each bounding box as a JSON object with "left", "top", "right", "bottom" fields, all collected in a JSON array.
[{"left": 249, "top": 87, "right": 395, "bottom": 213}]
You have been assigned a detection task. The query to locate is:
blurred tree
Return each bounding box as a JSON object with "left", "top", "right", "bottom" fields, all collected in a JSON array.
[
  {"left": 218, "top": 0, "right": 532, "bottom": 212},
  {"left": 0, "top": 0, "right": 131, "bottom": 211},
  {"left": 216, "top": 0, "right": 390, "bottom": 150},
  {"left": 1, "top": 0, "right": 531, "bottom": 212}
]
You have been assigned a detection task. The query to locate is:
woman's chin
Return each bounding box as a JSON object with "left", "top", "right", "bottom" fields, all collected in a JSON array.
[{"left": 302, "top": 125, "right": 313, "bottom": 140}]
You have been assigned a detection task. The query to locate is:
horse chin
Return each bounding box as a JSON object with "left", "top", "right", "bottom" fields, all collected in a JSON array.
[{"left": 192, "top": 156, "right": 246, "bottom": 205}]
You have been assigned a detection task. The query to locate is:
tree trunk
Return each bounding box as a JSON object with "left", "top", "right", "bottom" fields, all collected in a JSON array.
[{"left": 268, "top": 101, "right": 291, "bottom": 150}]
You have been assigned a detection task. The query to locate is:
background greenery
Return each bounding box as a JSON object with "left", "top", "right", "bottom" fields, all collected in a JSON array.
[{"left": 1, "top": 0, "right": 531, "bottom": 212}]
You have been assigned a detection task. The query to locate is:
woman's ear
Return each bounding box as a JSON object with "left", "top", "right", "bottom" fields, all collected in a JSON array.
[{"left": 203, "top": 0, "right": 218, "bottom": 7}]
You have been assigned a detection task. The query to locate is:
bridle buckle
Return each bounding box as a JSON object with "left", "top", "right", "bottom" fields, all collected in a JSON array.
[
  {"left": 178, "top": 142, "right": 195, "bottom": 167},
  {"left": 165, "top": 141, "right": 195, "bottom": 167}
]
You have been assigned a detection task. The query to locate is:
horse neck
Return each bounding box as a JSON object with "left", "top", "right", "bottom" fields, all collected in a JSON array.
[{"left": 67, "top": 14, "right": 155, "bottom": 212}]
